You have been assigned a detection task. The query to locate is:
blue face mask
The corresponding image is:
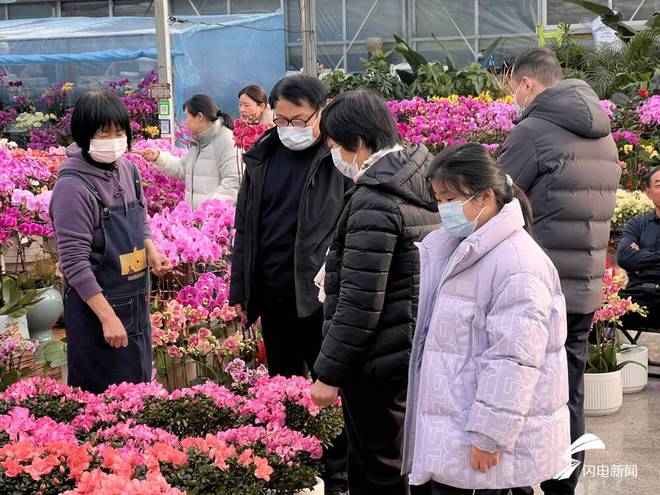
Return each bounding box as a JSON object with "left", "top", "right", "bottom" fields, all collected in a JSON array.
[{"left": 438, "top": 194, "right": 485, "bottom": 238}]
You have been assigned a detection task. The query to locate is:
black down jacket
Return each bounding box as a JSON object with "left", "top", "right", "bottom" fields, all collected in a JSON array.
[
  {"left": 314, "top": 144, "right": 440, "bottom": 388},
  {"left": 500, "top": 79, "right": 621, "bottom": 314}
]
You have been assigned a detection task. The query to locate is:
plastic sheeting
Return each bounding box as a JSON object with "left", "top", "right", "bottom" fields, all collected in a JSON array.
[{"left": 0, "top": 12, "right": 286, "bottom": 117}]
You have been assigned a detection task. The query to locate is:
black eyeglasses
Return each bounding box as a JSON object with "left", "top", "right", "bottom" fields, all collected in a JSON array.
[{"left": 273, "top": 109, "right": 319, "bottom": 128}]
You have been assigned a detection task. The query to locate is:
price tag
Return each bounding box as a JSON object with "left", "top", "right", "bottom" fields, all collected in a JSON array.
[
  {"left": 158, "top": 99, "right": 170, "bottom": 117},
  {"left": 159, "top": 118, "right": 171, "bottom": 136}
]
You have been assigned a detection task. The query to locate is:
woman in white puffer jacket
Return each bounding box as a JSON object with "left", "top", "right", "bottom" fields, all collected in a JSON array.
[{"left": 141, "top": 94, "right": 240, "bottom": 206}]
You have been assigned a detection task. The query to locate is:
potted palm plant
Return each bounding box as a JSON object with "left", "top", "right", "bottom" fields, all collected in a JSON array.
[{"left": 585, "top": 265, "right": 647, "bottom": 416}]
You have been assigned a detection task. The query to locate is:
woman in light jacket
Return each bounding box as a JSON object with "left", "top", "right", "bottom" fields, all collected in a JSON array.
[
  {"left": 403, "top": 143, "right": 570, "bottom": 495},
  {"left": 141, "top": 94, "right": 239, "bottom": 206}
]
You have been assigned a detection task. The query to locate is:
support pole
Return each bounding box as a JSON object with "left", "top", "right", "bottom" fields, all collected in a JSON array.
[
  {"left": 154, "top": 0, "right": 175, "bottom": 142},
  {"left": 300, "top": 0, "right": 317, "bottom": 76}
]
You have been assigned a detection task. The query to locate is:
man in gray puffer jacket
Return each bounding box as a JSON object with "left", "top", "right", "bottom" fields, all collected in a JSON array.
[{"left": 500, "top": 48, "right": 621, "bottom": 495}]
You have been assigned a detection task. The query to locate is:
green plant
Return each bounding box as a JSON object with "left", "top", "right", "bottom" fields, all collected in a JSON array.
[
  {"left": 393, "top": 34, "right": 429, "bottom": 85},
  {"left": 284, "top": 401, "right": 344, "bottom": 447},
  {"left": 352, "top": 69, "right": 407, "bottom": 101},
  {"left": 586, "top": 326, "right": 647, "bottom": 373},
  {"left": 450, "top": 63, "right": 502, "bottom": 97},
  {"left": 136, "top": 395, "right": 238, "bottom": 438},
  {"left": 361, "top": 49, "right": 393, "bottom": 73},
  {"left": 566, "top": 0, "right": 637, "bottom": 42},
  {"left": 0, "top": 276, "right": 44, "bottom": 318},
  {"left": 322, "top": 70, "right": 357, "bottom": 98},
  {"left": 407, "top": 63, "right": 452, "bottom": 98}
]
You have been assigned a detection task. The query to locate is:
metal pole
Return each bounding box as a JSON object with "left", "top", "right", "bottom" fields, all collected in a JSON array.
[
  {"left": 154, "top": 0, "right": 175, "bottom": 142},
  {"left": 301, "top": 0, "right": 317, "bottom": 76},
  {"left": 334, "top": 0, "right": 381, "bottom": 71}
]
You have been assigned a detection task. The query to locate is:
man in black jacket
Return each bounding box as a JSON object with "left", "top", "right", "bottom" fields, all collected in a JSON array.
[
  {"left": 230, "top": 74, "right": 349, "bottom": 377},
  {"left": 617, "top": 166, "right": 660, "bottom": 327},
  {"left": 499, "top": 48, "right": 621, "bottom": 495}
]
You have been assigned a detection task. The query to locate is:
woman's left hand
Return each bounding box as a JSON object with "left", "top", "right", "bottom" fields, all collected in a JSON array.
[
  {"left": 148, "top": 251, "right": 173, "bottom": 277},
  {"left": 470, "top": 445, "right": 500, "bottom": 473},
  {"left": 311, "top": 379, "right": 339, "bottom": 408}
]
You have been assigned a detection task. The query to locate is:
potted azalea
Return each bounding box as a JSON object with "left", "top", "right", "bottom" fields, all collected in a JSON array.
[
  {"left": 0, "top": 319, "right": 38, "bottom": 391},
  {"left": 585, "top": 265, "right": 647, "bottom": 416}
]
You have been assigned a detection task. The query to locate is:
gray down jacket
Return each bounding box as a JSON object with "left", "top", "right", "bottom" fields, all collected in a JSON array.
[{"left": 499, "top": 79, "right": 621, "bottom": 315}]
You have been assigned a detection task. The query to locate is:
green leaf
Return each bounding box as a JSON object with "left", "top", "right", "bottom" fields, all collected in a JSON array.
[
  {"left": 481, "top": 36, "right": 504, "bottom": 63},
  {"left": 431, "top": 34, "right": 457, "bottom": 72},
  {"left": 565, "top": 0, "right": 617, "bottom": 17},
  {"left": 393, "top": 34, "right": 428, "bottom": 74}
]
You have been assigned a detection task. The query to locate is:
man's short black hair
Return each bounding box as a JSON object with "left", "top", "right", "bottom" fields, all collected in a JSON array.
[
  {"left": 646, "top": 166, "right": 660, "bottom": 187},
  {"left": 320, "top": 89, "right": 400, "bottom": 152},
  {"left": 270, "top": 74, "right": 327, "bottom": 110},
  {"left": 71, "top": 90, "right": 132, "bottom": 152},
  {"left": 512, "top": 47, "right": 564, "bottom": 87}
]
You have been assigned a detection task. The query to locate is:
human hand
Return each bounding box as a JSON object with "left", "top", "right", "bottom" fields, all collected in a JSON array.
[
  {"left": 471, "top": 445, "right": 500, "bottom": 473},
  {"left": 631, "top": 242, "right": 640, "bottom": 251},
  {"left": 148, "top": 251, "right": 173, "bottom": 277},
  {"left": 102, "top": 315, "right": 128, "bottom": 348},
  {"left": 234, "top": 303, "right": 247, "bottom": 320},
  {"left": 139, "top": 149, "right": 160, "bottom": 162},
  {"left": 311, "top": 379, "right": 339, "bottom": 408}
]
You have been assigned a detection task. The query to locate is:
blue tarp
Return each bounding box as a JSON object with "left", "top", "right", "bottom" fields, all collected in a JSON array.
[
  {"left": 0, "top": 48, "right": 183, "bottom": 64},
  {"left": 0, "top": 13, "right": 286, "bottom": 118}
]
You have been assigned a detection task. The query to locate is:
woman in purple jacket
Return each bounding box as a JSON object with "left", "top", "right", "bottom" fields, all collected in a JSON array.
[
  {"left": 50, "top": 91, "right": 172, "bottom": 394},
  {"left": 403, "top": 144, "right": 570, "bottom": 494}
]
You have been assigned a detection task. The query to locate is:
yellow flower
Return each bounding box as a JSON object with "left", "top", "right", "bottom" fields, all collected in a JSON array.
[
  {"left": 477, "top": 91, "right": 493, "bottom": 103},
  {"left": 623, "top": 144, "right": 633, "bottom": 155},
  {"left": 651, "top": 150, "right": 659, "bottom": 159},
  {"left": 144, "top": 125, "right": 160, "bottom": 138},
  {"left": 62, "top": 82, "right": 74, "bottom": 92}
]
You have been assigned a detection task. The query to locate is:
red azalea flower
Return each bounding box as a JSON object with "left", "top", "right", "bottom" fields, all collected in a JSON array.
[{"left": 639, "top": 89, "right": 649, "bottom": 98}]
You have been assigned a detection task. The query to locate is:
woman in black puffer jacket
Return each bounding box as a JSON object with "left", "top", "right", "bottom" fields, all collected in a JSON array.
[{"left": 311, "top": 90, "right": 439, "bottom": 495}]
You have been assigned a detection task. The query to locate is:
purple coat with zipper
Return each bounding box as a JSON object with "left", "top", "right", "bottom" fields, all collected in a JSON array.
[
  {"left": 402, "top": 199, "right": 571, "bottom": 489},
  {"left": 49, "top": 144, "right": 151, "bottom": 302}
]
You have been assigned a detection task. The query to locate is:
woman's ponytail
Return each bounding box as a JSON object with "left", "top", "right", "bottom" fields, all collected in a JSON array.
[
  {"left": 217, "top": 110, "right": 234, "bottom": 130},
  {"left": 511, "top": 183, "right": 533, "bottom": 234},
  {"left": 183, "top": 94, "right": 234, "bottom": 130}
]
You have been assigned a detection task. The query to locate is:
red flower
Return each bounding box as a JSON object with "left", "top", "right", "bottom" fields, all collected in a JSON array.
[
  {"left": 639, "top": 89, "right": 649, "bottom": 98},
  {"left": 257, "top": 340, "right": 267, "bottom": 365}
]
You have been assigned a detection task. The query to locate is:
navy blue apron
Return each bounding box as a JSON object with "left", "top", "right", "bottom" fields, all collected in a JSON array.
[{"left": 59, "top": 165, "right": 152, "bottom": 394}]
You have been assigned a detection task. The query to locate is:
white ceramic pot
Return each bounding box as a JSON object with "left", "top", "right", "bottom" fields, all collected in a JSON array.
[
  {"left": 0, "top": 314, "right": 29, "bottom": 339},
  {"left": 295, "top": 477, "right": 324, "bottom": 495},
  {"left": 584, "top": 369, "right": 623, "bottom": 416},
  {"left": 616, "top": 344, "right": 648, "bottom": 394}
]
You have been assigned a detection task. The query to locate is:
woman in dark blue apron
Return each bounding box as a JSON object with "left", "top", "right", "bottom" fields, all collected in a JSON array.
[{"left": 50, "top": 91, "right": 172, "bottom": 394}]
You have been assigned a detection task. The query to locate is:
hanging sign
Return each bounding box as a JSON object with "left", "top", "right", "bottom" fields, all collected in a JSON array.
[
  {"left": 148, "top": 83, "right": 171, "bottom": 100},
  {"left": 158, "top": 99, "right": 170, "bottom": 117}
]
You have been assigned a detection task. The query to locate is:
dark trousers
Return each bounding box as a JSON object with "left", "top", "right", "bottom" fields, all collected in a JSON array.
[
  {"left": 260, "top": 298, "right": 347, "bottom": 485},
  {"left": 341, "top": 376, "right": 429, "bottom": 495},
  {"left": 431, "top": 481, "right": 510, "bottom": 494},
  {"left": 260, "top": 299, "right": 324, "bottom": 378},
  {"left": 532, "top": 312, "right": 593, "bottom": 495}
]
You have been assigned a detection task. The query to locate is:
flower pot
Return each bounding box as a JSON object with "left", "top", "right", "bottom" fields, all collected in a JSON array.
[
  {"left": 156, "top": 356, "right": 197, "bottom": 392},
  {"left": 295, "top": 477, "right": 324, "bottom": 495},
  {"left": 584, "top": 369, "right": 623, "bottom": 416},
  {"left": 26, "top": 286, "right": 63, "bottom": 342},
  {"left": 0, "top": 314, "right": 29, "bottom": 339},
  {"left": 616, "top": 344, "right": 648, "bottom": 394}
]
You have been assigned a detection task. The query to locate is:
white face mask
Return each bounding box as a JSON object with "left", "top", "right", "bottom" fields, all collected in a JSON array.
[
  {"left": 513, "top": 82, "right": 530, "bottom": 116},
  {"left": 331, "top": 146, "right": 359, "bottom": 179},
  {"left": 277, "top": 126, "right": 319, "bottom": 151},
  {"left": 89, "top": 137, "right": 127, "bottom": 163}
]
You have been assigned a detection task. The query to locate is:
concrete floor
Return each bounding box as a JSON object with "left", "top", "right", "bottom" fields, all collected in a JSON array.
[{"left": 532, "top": 333, "right": 660, "bottom": 495}]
